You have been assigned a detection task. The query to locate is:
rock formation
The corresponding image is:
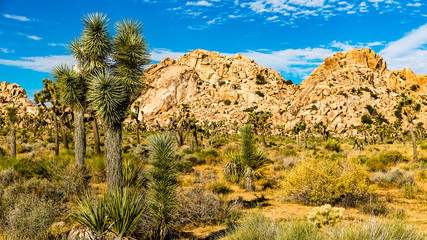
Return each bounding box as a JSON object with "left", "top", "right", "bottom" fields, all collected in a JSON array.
[
  {"left": 136, "top": 48, "right": 426, "bottom": 133},
  {"left": 0, "top": 81, "right": 38, "bottom": 117}
]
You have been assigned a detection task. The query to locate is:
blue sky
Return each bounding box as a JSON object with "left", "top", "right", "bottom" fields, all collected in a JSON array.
[{"left": 0, "top": 0, "right": 426, "bottom": 98}]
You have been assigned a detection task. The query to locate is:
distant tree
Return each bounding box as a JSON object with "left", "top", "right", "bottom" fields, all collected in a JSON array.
[
  {"left": 292, "top": 121, "right": 306, "bottom": 148},
  {"left": 247, "top": 110, "right": 272, "bottom": 147},
  {"left": 6, "top": 106, "right": 19, "bottom": 158},
  {"left": 395, "top": 97, "right": 422, "bottom": 162},
  {"left": 130, "top": 101, "right": 144, "bottom": 144},
  {"left": 168, "top": 104, "right": 194, "bottom": 147},
  {"left": 313, "top": 121, "right": 329, "bottom": 140}
]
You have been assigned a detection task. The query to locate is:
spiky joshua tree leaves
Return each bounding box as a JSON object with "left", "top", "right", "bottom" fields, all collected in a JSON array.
[{"left": 147, "top": 133, "right": 179, "bottom": 240}]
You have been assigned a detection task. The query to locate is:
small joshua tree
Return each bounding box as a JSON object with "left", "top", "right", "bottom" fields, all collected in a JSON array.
[
  {"left": 247, "top": 110, "right": 272, "bottom": 147},
  {"left": 395, "top": 97, "right": 421, "bottom": 162},
  {"left": 6, "top": 106, "right": 19, "bottom": 158},
  {"left": 147, "top": 133, "right": 179, "bottom": 240}
]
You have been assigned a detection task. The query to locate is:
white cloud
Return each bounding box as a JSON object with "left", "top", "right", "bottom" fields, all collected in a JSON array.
[
  {"left": 407, "top": 3, "right": 421, "bottom": 7},
  {"left": 267, "top": 16, "right": 279, "bottom": 21},
  {"left": 3, "top": 14, "right": 30, "bottom": 21},
  {"left": 48, "top": 43, "right": 67, "bottom": 47},
  {"left": 331, "top": 41, "right": 383, "bottom": 51},
  {"left": 0, "top": 48, "right": 14, "bottom": 53},
  {"left": 379, "top": 23, "right": 427, "bottom": 74},
  {"left": 0, "top": 55, "right": 74, "bottom": 72},
  {"left": 240, "top": 48, "right": 334, "bottom": 78},
  {"left": 26, "top": 35, "right": 42, "bottom": 40},
  {"left": 150, "top": 48, "right": 188, "bottom": 62},
  {"left": 186, "top": 1, "right": 212, "bottom": 6}
]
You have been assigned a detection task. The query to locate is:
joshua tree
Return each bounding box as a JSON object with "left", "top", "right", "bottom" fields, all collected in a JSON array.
[
  {"left": 55, "top": 14, "right": 150, "bottom": 192},
  {"left": 130, "top": 101, "right": 144, "bottom": 144},
  {"left": 395, "top": 97, "right": 422, "bottom": 162},
  {"left": 247, "top": 110, "right": 272, "bottom": 147},
  {"left": 313, "top": 121, "right": 329, "bottom": 140},
  {"left": 34, "top": 78, "right": 70, "bottom": 155},
  {"left": 147, "top": 133, "right": 179, "bottom": 240},
  {"left": 6, "top": 106, "right": 19, "bottom": 158},
  {"left": 225, "top": 125, "right": 267, "bottom": 191},
  {"left": 292, "top": 121, "right": 306, "bottom": 148},
  {"left": 168, "top": 104, "right": 194, "bottom": 147}
]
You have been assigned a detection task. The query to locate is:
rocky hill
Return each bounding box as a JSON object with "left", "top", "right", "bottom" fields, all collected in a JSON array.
[
  {"left": 0, "top": 81, "right": 38, "bottom": 117},
  {"left": 136, "top": 48, "right": 427, "bottom": 133}
]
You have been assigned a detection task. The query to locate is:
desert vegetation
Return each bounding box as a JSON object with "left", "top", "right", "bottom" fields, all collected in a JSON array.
[{"left": 0, "top": 12, "right": 426, "bottom": 240}]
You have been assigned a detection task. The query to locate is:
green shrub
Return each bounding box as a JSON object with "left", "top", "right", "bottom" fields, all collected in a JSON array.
[
  {"left": 403, "top": 182, "right": 417, "bottom": 199},
  {"left": 325, "top": 139, "right": 341, "bottom": 153},
  {"left": 209, "top": 182, "right": 233, "bottom": 196},
  {"left": 366, "top": 151, "right": 409, "bottom": 171},
  {"left": 12, "top": 157, "right": 52, "bottom": 179},
  {"left": 0, "top": 147, "right": 6, "bottom": 157},
  {"left": 359, "top": 199, "right": 389, "bottom": 216},
  {"left": 420, "top": 141, "right": 427, "bottom": 150},
  {"left": 224, "top": 213, "right": 322, "bottom": 240},
  {"left": 254, "top": 90, "right": 265, "bottom": 98},
  {"left": 330, "top": 220, "right": 425, "bottom": 240},
  {"left": 224, "top": 99, "right": 231, "bottom": 105},
  {"left": 176, "top": 160, "right": 193, "bottom": 173},
  {"left": 282, "top": 158, "right": 374, "bottom": 207},
  {"left": 307, "top": 204, "right": 344, "bottom": 228},
  {"left": 184, "top": 155, "right": 205, "bottom": 165}
]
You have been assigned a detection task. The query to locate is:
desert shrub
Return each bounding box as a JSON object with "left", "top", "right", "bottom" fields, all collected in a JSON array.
[
  {"left": 255, "top": 74, "right": 267, "bottom": 85},
  {"left": 366, "top": 151, "right": 409, "bottom": 171},
  {"left": 5, "top": 195, "right": 55, "bottom": 239},
  {"left": 370, "top": 167, "right": 415, "bottom": 187},
  {"left": 325, "top": 139, "right": 341, "bottom": 153},
  {"left": 224, "top": 99, "right": 231, "bottom": 105},
  {"left": 198, "top": 149, "right": 220, "bottom": 164},
  {"left": 224, "top": 213, "right": 322, "bottom": 240},
  {"left": 176, "top": 160, "right": 193, "bottom": 173},
  {"left": 403, "top": 182, "right": 418, "bottom": 199},
  {"left": 87, "top": 154, "right": 106, "bottom": 183},
  {"left": 420, "top": 141, "right": 427, "bottom": 150},
  {"left": 282, "top": 158, "right": 374, "bottom": 207},
  {"left": 61, "top": 166, "right": 91, "bottom": 197},
  {"left": 359, "top": 199, "right": 389, "bottom": 216},
  {"left": 330, "top": 220, "right": 425, "bottom": 240},
  {"left": 184, "top": 154, "right": 205, "bottom": 165},
  {"left": 0, "top": 169, "right": 20, "bottom": 187},
  {"left": 209, "top": 182, "right": 233, "bottom": 196},
  {"left": 176, "top": 187, "right": 226, "bottom": 227},
  {"left": 12, "top": 157, "right": 52, "bottom": 179},
  {"left": 258, "top": 178, "right": 278, "bottom": 190},
  {"left": 307, "top": 204, "right": 344, "bottom": 227}
]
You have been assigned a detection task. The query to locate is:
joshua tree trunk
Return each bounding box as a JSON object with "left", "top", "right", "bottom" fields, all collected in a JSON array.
[
  {"left": 408, "top": 122, "right": 418, "bottom": 162},
  {"left": 58, "top": 117, "right": 68, "bottom": 149},
  {"left": 261, "top": 131, "right": 267, "bottom": 147},
  {"left": 105, "top": 123, "right": 123, "bottom": 194},
  {"left": 54, "top": 113, "right": 59, "bottom": 156},
  {"left": 193, "top": 129, "right": 199, "bottom": 147},
  {"left": 75, "top": 109, "right": 86, "bottom": 168},
  {"left": 92, "top": 116, "right": 101, "bottom": 154},
  {"left": 136, "top": 123, "right": 140, "bottom": 144},
  {"left": 9, "top": 125, "right": 16, "bottom": 158}
]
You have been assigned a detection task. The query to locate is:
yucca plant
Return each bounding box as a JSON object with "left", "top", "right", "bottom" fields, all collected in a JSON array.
[
  {"left": 72, "top": 196, "right": 109, "bottom": 235},
  {"left": 147, "top": 133, "right": 179, "bottom": 240},
  {"left": 106, "top": 187, "right": 146, "bottom": 237},
  {"left": 123, "top": 158, "right": 143, "bottom": 188}
]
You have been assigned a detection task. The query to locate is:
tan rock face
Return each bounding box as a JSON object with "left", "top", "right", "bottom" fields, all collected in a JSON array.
[
  {"left": 136, "top": 48, "right": 427, "bottom": 134},
  {"left": 0, "top": 81, "right": 38, "bottom": 116},
  {"left": 137, "top": 49, "right": 295, "bottom": 127}
]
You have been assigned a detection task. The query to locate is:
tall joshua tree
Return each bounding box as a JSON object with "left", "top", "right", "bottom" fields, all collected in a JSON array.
[
  {"left": 88, "top": 18, "right": 150, "bottom": 193},
  {"left": 395, "top": 97, "right": 421, "bottom": 162}
]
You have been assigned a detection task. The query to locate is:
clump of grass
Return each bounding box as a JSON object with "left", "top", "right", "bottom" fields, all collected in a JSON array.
[
  {"left": 325, "top": 139, "right": 341, "bottom": 153},
  {"left": 370, "top": 167, "right": 415, "bottom": 187},
  {"left": 209, "top": 182, "right": 233, "bottom": 196}
]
